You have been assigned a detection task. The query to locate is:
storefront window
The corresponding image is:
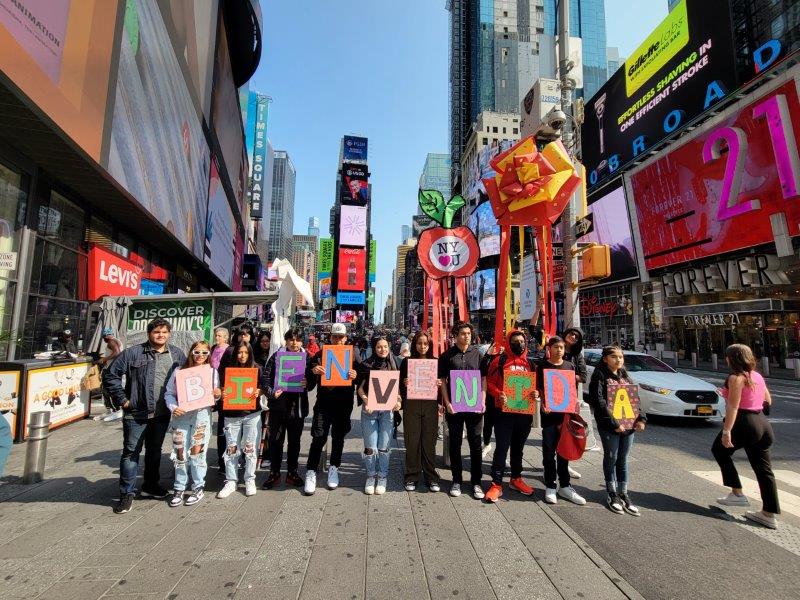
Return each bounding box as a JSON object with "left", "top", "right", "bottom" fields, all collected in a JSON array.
[
  {"left": 0, "top": 161, "right": 28, "bottom": 360},
  {"left": 579, "top": 283, "right": 635, "bottom": 349}
]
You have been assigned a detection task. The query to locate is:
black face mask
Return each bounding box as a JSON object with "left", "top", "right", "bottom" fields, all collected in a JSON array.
[{"left": 510, "top": 341, "right": 525, "bottom": 356}]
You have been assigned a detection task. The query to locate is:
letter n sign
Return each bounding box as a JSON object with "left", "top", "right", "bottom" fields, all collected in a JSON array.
[
  {"left": 322, "top": 345, "right": 353, "bottom": 386},
  {"left": 450, "top": 370, "right": 483, "bottom": 413},
  {"left": 543, "top": 369, "right": 577, "bottom": 413}
]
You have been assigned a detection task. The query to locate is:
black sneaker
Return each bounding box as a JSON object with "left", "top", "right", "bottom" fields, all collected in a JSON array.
[
  {"left": 114, "top": 494, "right": 134, "bottom": 514},
  {"left": 140, "top": 485, "right": 168, "bottom": 499},
  {"left": 285, "top": 471, "right": 304, "bottom": 487},
  {"left": 606, "top": 492, "right": 624, "bottom": 514},
  {"left": 618, "top": 493, "right": 641, "bottom": 516},
  {"left": 184, "top": 489, "right": 204, "bottom": 506},
  {"left": 167, "top": 490, "right": 184, "bottom": 507},
  {"left": 262, "top": 472, "right": 281, "bottom": 489}
]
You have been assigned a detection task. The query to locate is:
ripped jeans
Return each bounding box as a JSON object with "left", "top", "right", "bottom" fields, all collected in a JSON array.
[
  {"left": 169, "top": 408, "right": 212, "bottom": 492},
  {"left": 223, "top": 411, "right": 262, "bottom": 484},
  {"left": 361, "top": 409, "right": 393, "bottom": 478}
]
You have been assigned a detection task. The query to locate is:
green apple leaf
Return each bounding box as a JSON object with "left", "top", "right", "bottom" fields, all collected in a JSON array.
[
  {"left": 419, "top": 189, "right": 446, "bottom": 226},
  {"left": 443, "top": 194, "right": 465, "bottom": 229}
]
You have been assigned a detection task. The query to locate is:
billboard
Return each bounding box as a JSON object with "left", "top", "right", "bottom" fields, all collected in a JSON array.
[
  {"left": 463, "top": 140, "right": 516, "bottom": 202},
  {"left": 519, "top": 254, "right": 538, "bottom": 321},
  {"left": 0, "top": 0, "right": 119, "bottom": 161},
  {"left": 318, "top": 238, "right": 334, "bottom": 299},
  {"left": 337, "top": 247, "right": 367, "bottom": 292},
  {"left": 106, "top": 0, "right": 210, "bottom": 259},
  {"left": 249, "top": 94, "right": 269, "bottom": 219},
  {"left": 469, "top": 268, "right": 497, "bottom": 311},
  {"left": 339, "top": 205, "right": 368, "bottom": 247},
  {"left": 579, "top": 184, "right": 638, "bottom": 284},
  {"left": 343, "top": 135, "right": 368, "bottom": 161},
  {"left": 204, "top": 158, "right": 237, "bottom": 288},
  {"left": 337, "top": 291, "right": 365, "bottom": 305},
  {"left": 581, "top": 0, "right": 738, "bottom": 190},
  {"left": 628, "top": 76, "right": 800, "bottom": 271},
  {"left": 369, "top": 239, "right": 377, "bottom": 283},
  {"left": 468, "top": 201, "right": 501, "bottom": 258},
  {"left": 88, "top": 245, "right": 142, "bottom": 300},
  {"left": 341, "top": 163, "right": 369, "bottom": 205},
  {"left": 127, "top": 299, "right": 213, "bottom": 348}
]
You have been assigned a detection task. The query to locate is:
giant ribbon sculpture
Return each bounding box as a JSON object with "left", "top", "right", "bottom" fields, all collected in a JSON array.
[
  {"left": 416, "top": 190, "right": 479, "bottom": 356},
  {"left": 482, "top": 136, "right": 582, "bottom": 345}
]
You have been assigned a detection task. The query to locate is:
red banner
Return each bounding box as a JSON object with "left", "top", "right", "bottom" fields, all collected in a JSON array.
[
  {"left": 630, "top": 79, "right": 800, "bottom": 270},
  {"left": 88, "top": 245, "right": 142, "bottom": 300}
]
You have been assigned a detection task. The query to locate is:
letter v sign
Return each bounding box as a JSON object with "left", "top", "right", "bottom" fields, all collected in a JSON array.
[
  {"left": 372, "top": 377, "right": 396, "bottom": 404},
  {"left": 367, "top": 371, "right": 400, "bottom": 411}
]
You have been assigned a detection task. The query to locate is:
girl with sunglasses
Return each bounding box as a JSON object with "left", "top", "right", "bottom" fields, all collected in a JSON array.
[{"left": 164, "top": 340, "right": 220, "bottom": 507}]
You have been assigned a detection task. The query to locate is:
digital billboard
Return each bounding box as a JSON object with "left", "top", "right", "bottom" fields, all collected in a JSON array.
[
  {"left": 469, "top": 268, "right": 497, "bottom": 311},
  {"left": 337, "top": 247, "right": 367, "bottom": 292},
  {"left": 341, "top": 163, "right": 369, "bottom": 205},
  {"left": 463, "top": 140, "right": 516, "bottom": 202},
  {"left": 339, "top": 205, "right": 368, "bottom": 247},
  {"left": 628, "top": 75, "right": 800, "bottom": 271},
  {"left": 204, "top": 157, "right": 236, "bottom": 287},
  {"left": 581, "top": 0, "right": 738, "bottom": 190},
  {"left": 343, "top": 136, "right": 368, "bottom": 161},
  {"left": 469, "top": 201, "right": 501, "bottom": 258}
]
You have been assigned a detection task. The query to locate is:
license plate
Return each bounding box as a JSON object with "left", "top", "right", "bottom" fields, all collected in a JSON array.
[{"left": 696, "top": 405, "right": 713, "bottom": 415}]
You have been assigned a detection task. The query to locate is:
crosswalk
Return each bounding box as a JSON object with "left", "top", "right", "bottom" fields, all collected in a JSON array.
[{"left": 691, "top": 470, "right": 800, "bottom": 519}]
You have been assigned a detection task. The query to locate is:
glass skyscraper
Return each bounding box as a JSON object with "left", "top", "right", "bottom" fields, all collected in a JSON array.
[
  {"left": 419, "top": 153, "right": 451, "bottom": 200},
  {"left": 269, "top": 151, "right": 296, "bottom": 264}
]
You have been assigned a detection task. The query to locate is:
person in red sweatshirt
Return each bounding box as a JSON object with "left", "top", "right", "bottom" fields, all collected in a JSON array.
[{"left": 483, "top": 330, "right": 539, "bottom": 503}]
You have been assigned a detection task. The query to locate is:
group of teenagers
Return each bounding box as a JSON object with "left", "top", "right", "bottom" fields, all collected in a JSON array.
[{"left": 101, "top": 315, "right": 781, "bottom": 530}]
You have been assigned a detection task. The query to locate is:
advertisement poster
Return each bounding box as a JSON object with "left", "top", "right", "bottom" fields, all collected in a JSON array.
[
  {"left": 25, "top": 363, "right": 92, "bottom": 438},
  {"left": 0, "top": 0, "right": 119, "bottom": 161},
  {"left": 319, "top": 275, "right": 332, "bottom": 299},
  {"left": 337, "top": 248, "right": 367, "bottom": 292},
  {"left": 369, "top": 239, "right": 377, "bottom": 283},
  {"left": 341, "top": 163, "right": 369, "bottom": 205},
  {"left": 204, "top": 158, "right": 236, "bottom": 287},
  {"left": 470, "top": 201, "right": 501, "bottom": 257},
  {"left": 580, "top": 184, "right": 638, "bottom": 283},
  {"left": 463, "top": 140, "right": 516, "bottom": 202},
  {"left": 343, "top": 136, "right": 368, "bottom": 161},
  {"left": 337, "top": 292, "right": 365, "bottom": 305},
  {"left": 336, "top": 310, "right": 359, "bottom": 324},
  {"left": 519, "top": 254, "right": 538, "bottom": 321},
  {"left": 339, "top": 205, "right": 368, "bottom": 247},
  {"left": 319, "top": 238, "right": 334, "bottom": 273},
  {"left": 629, "top": 79, "right": 800, "bottom": 270},
  {"left": 469, "top": 268, "right": 497, "bottom": 311},
  {"left": 0, "top": 370, "right": 20, "bottom": 439},
  {"left": 106, "top": 0, "right": 211, "bottom": 259},
  {"left": 248, "top": 94, "right": 270, "bottom": 218},
  {"left": 127, "top": 299, "right": 213, "bottom": 348}
]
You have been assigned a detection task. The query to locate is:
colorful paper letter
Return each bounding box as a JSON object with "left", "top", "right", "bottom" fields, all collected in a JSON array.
[
  {"left": 406, "top": 359, "right": 438, "bottom": 400},
  {"left": 502, "top": 371, "right": 536, "bottom": 414},
  {"left": 322, "top": 345, "right": 353, "bottom": 386},
  {"left": 274, "top": 351, "right": 306, "bottom": 392},
  {"left": 366, "top": 370, "right": 400, "bottom": 411},
  {"left": 449, "top": 370, "right": 483, "bottom": 413},
  {"left": 222, "top": 367, "right": 259, "bottom": 410},
  {"left": 543, "top": 369, "right": 577, "bottom": 413},
  {"left": 175, "top": 365, "right": 215, "bottom": 411},
  {"left": 607, "top": 383, "right": 640, "bottom": 430}
]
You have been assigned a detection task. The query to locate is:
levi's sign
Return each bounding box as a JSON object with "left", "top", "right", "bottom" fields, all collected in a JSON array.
[{"left": 88, "top": 245, "right": 142, "bottom": 300}]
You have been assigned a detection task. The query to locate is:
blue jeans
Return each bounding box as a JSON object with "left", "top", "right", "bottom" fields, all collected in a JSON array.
[
  {"left": 169, "top": 408, "right": 212, "bottom": 491},
  {"left": 120, "top": 414, "right": 170, "bottom": 496},
  {"left": 599, "top": 430, "right": 635, "bottom": 493},
  {"left": 361, "top": 409, "right": 393, "bottom": 477},
  {"left": 0, "top": 415, "right": 12, "bottom": 478},
  {"left": 223, "top": 412, "right": 262, "bottom": 483}
]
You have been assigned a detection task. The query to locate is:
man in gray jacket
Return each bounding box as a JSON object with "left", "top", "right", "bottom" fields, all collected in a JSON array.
[{"left": 103, "top": 318, "right": 186, "bottom": 513}]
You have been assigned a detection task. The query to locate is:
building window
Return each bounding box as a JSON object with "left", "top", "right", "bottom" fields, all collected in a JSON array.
[
  {"left": 501, "top": 79, "right": 506, "bottom": 88},
  {"left": 501, "top": 48, "right": 508, "bottom": 64},
  {"left": 0, "top": 160, "right": 28, "bottom": 360},
  {"left": 482, "top": 138, "right": 488, "bottom": 146},
  {"left": 503, "top": 127, "right": 507, "bottom": 134},
  {"left": 492, "top": 127, "right": 498, "bottom": 133},
  {"left": 513, "top": 128, "right": 518, "bottom": 134}
]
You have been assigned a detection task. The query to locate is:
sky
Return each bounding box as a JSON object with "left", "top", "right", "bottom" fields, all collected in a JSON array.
[{"left": 254, "top": 0, "right": 667, "bottom": 321}]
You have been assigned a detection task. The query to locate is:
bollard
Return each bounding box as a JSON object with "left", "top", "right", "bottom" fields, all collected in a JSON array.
[
  {"left": 691, "top": 352, "right": 698, "bottom": 369},
  {"left": 23, "top": 411, "right": 50, "bottom": 484},
  {"left": 533, "top": 398, "right": 541, "bottom": 429},
  {"left": 794, "top": 358, "right": 800, "bottom": 380},
  {"left": 712, "top": 354, "right": 719, "bottom": 372},
  {"left": 760, "top": 356, "right": 770, "bottom": 377}
]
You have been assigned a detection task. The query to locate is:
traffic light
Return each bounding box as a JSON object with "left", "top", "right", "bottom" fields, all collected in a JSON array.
[{"left": 581, "top": 244, "right": 611, "bottom": 281}]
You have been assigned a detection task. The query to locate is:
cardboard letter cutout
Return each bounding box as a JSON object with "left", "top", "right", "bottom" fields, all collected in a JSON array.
[
  {"left": 366, "top": 370, "right": 400, "bottom": 411},
  {"left": 543, "top": 369, "right": 577, "bottom": 413},
  {"left": 222, "top": 368, "right": 259, "bottom": 410},
  {"left": 607, "top": 383, "right": 640, "bottom": 430},
  {"left": 406, "top": 359, "right": 439, "bottom": 400},
  {"left": 322, "top": 345, "right": 354, "bottom": 386},
  {"left": 502, "top": 371, "right": 536, "bottom": 414},
  {"left": 275, "top": 351, "right": 306, "bottom": 392},
  {"left": 176, "top": 365, "right": 215, "bottom": 411},
  {"left": 450, "top": 370, "right": 483, "bottom": 413}
]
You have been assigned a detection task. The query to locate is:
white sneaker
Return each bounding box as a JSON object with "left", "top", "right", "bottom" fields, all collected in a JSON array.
[
  {"left": 216, "top": 481, "right": 237, "bottom": 499},
  {"left": 375, "top": 477, "right": 387, "bottom": 495},
  {"left": 558, "top": 486, "right": 586, "bottom": 505},
  {"left": 717, "top": 492, "right": 750, "bottom": 506},
  {"left": 245, "top": 481, "right": 257, "bottom": 497},
  {"left": 568, "top": 466, "right": 582, "bottom": 480},
  {"left": 365, "top": 476, "right": 376, "bottom": 495},
  {"left": 450, "top": 483, "right": 462, "bottom": 497},
  {"left": 103, "top": 409, "right": 123, "bottom": 422},
  {"left": 304, "top": 471, "right": 317, "bottom": 495},
  {"left": 472, "top": 485, "right": 485, "bottom": 500},
  {"left": 544, "top": 488, "right": 558, "bottom": 504},
  {"left": 481, "top": 442, "right": 494, "bottom": 458},
  {"left": 327, "top": 466, "right": 339, "bottom": 490}
]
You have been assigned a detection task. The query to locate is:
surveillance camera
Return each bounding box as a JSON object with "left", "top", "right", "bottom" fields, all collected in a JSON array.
[{"left": 548, "top": 109, "right": 567, "bottom": 129}]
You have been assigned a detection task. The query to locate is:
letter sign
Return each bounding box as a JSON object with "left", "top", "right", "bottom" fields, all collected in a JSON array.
[
  {"left": 406, "top": 359, "right": 438, "bottom": 400},
  {"left": 322, "top": 345, "right": 353, "bottom": 386},
  {"left": 449, "top": 370, "right": 483, "bottom": 413},
  {"left": 606, "top": 383, "right": 640, "bottom": 430},
  {"left": 274, "top": 351, "right": 306, "bottom": 393},
  {"left": 543, "top": 369, "right": 578, "bottom": 413},
  {"left": 502, "top": 371, "right": 537, "bottom": 414},
  {"left": 175, "top": 365, "right": 215, "bottom": 411},
  {"left": 366, "top": 370, "right": 400, "bottom": 411},
  {"left": 222, "top": 368, "right": 259, "bottom": 410}
]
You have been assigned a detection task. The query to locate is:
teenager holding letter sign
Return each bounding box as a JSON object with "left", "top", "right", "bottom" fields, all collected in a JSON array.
[
  {"left": 587, "top": 345, "right": 647, "bottom": 515},
  {"left": 164, "top": 341, "right": 220, "bottom": 507},
  {"left": 356, "top": 337, "right": 401, "bottom": 495},
  {"left": 304, "top": 323, "right": 360, "bottom": 495},
  {"left": 217, "top": 342, "right": 266, "bottom": 499},
  {"left": 438, "top": 322, "right": 487, "bottom": 500},
  {"left": 399, "top": 331, "right": 442, "bottom": 492},
  {"left": 262, "top": 329, "right": 310, "bottom": 489},
  {"left": 536, "top": 337, "right": 585, "bottom": 506}
]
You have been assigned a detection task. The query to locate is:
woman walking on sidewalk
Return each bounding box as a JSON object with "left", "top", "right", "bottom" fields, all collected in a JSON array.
[
  {"left": 164, "top": 341, "right": 219, "bottom": 507},
  {"left": 712, "top": 343, "right": 780, "bottom": 529},
  {"left": 587, "top": 345, "right": 646, "bottom": 515},
  {"left": 399, "top": 331, "right": 441, "bottom": 492}
]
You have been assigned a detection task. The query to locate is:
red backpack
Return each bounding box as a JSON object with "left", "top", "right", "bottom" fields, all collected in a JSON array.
[{"left": 557, "top": 413, "right": 588, "bottom": 461}]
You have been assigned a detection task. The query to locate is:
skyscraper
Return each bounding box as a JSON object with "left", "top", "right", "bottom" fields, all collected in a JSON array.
[
  {"left": 308, "top": 216, "right": 320, "bottom": 238},
  {"left": 268, "top": 150, "right": 296, "bottom": 264},
  {"left": 419, "top": 153, "right": 451, "bottom": 201}
]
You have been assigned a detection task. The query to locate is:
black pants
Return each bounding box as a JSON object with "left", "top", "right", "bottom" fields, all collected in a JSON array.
[
  {"left": 491, "top": 411, "right": 533, "bottom": 484},
  {"left": 542, "top": 422, "right": 570, "bottom": 489},
  {"left": 216, "top": 412, "right": 226, "bottom": 469},
  {"left": 269, "top": 410, "right": 304, "bottom": 475},
  {"left": 403, "top": 400, "right": 440, "bottom": 485},
  {"left": 445, "top": 412, "right": 483, "bottom": 485},
  {"left": 306, "top": 401, "right": 353, "bottom": 471},
  {"left": 483, "top": 400, "right": 496, "bottom": 446},
  {"left": 712, "top": 411, "right": 780, "bottom": 514}
]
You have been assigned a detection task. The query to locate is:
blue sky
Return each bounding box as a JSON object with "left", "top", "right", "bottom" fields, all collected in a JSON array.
[{"left": 253, "top": 1, "right": 667, "bottom": 320}]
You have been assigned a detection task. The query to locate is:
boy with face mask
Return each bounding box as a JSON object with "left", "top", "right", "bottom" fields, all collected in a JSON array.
[{"left": 483, "top": 331, "right": 539, "bottom": 502}]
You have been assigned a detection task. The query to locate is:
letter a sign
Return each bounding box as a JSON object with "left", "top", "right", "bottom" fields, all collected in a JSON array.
[
  {"left": 606, "top": 383, "right": 640, "bottom": 430},
  {"left": 366, "top": 370, "right": 400, "bottom": 411},
  {"left": 175, "top": 365, "right": 215, "bottom": 411}
]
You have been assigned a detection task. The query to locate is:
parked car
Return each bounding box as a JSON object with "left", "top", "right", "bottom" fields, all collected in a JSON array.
[{"left": 584, "top": 349, "right": 724, "bottom": 419}]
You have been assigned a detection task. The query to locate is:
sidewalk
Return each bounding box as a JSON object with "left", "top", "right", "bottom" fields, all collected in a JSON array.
[
  {"left": 677, "top": 359, "right": 799, "bottom": 382},
  {"left": 0, "top": 400, "right": 642, "bottom": 600}
]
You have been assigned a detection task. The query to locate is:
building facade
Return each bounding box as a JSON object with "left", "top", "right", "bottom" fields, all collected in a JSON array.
[
  {"left": 308, "top": 216, "right": 320, "bottom": 238},
  {"left": 268, "top": 150, "right": 296, "bottom": 264},
  {"left": 291, "top": 234, "right": 318, "bottom": 308}
]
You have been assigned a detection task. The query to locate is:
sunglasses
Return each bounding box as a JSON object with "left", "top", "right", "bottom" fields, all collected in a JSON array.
[{"left": 192, "top": 350, "right": 210, "bottom": 356}]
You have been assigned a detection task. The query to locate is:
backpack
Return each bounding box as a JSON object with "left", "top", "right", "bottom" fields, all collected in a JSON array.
[{"left": 557, "top": 413, "right": 588, "bottom": 461}]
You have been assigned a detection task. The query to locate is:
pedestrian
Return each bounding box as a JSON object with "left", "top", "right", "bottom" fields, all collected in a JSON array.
[
  {"left": 216, "top": 341, "right": 266, "bottom": 499},
  {"left": 0, "top": 413, "right": 11, "bottom": 478},
  {"left": 306, "top": 335, "right": 320, "bottom": 358},
  {"left": 262, "top": 329, "right": 309, "bottom": 489},
  {"left": 103, "top": 318, "right": 186, "bottom": 514},
  {"left": 712, "top": 343, "right": 780, "bottom": 529},
  {"left": 537, "top": 336, "right": 586, "bottom": 506},
  {"left": 210, "top": 327, "right": 229, "bottom": 370},
  {"left": 400, "top": 331, "right": 442, "bottom": 492},
  {"left": 216, "top": 323, "right": 254, "bottom": 469},
  {"left": 96, "top": 327, "right": 123, "bottom": 422},
  {"left": 562, "top": 327, "right": 588, "bottom": 474},
  {"left": 253, "top": 330, "right": 272, "bottom": 368},
  {"left": 304, "top": 322, "right": 360, "bottom": 495},
  {"left": 356, "top": 336, "right": 401, "bottom": 495},
  {"left": 587, "top": 345, "right": 646, "bottom": 515},
  {"left": 54, "top": 328, "right": 78, "bottom": 355},
  {"left": 481, "top": 341, "right": 498, "bottom": 459},
  {"left": 164, "top": 340, "right": 219, "bottom": 507},
  {"left": 484, "top": 330, "right": 538, "bottom": 503},
  {"left": 438, "top": 321, "right": 486, "bottom": 500}
]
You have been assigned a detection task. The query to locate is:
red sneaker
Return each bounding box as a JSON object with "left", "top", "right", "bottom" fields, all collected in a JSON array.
[
  {"left": 285, "top": 471, "right": 304, "bottom": 487},
  {"left": 484, "top": 483, "right": 503, "bottom": 503},
  {"left": 509, "top": 477, "right": 534, "bottom": 496}
]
